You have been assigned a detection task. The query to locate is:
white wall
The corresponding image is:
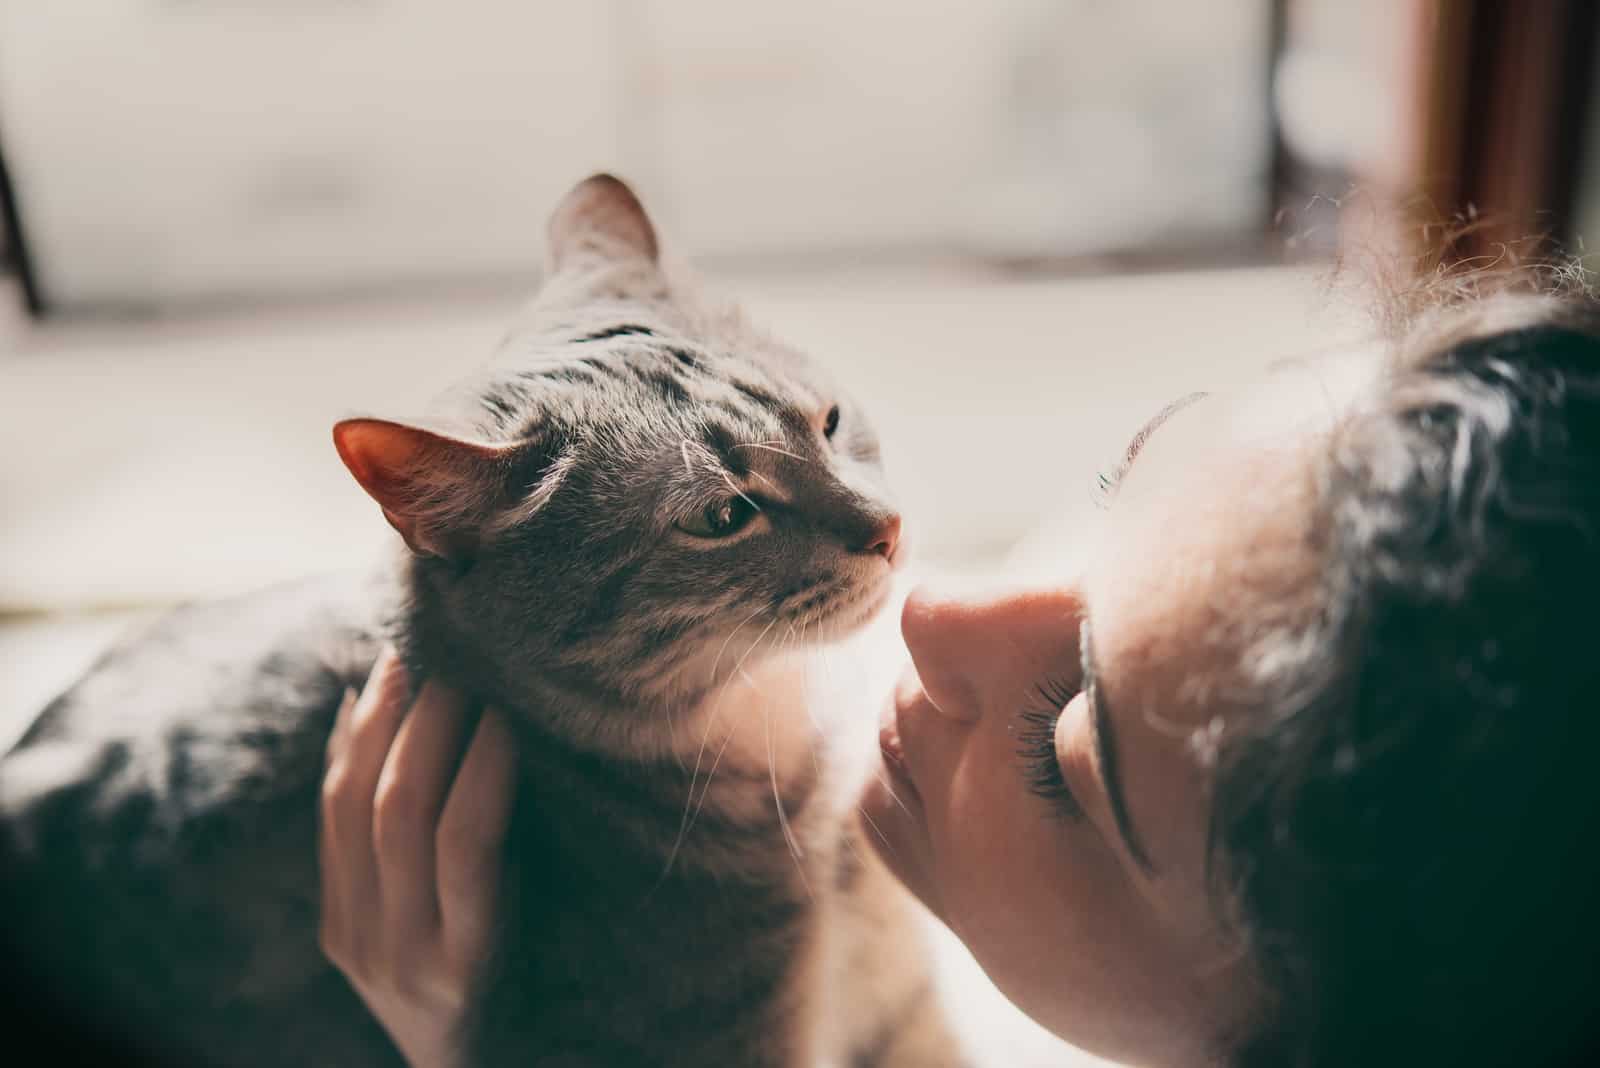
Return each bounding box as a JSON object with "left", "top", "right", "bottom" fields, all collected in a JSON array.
[
  {"left": 0, "top": 1, "right": 1268, "bottom": 310},
  {"left": 0, "top": 1, "right": 1007, "bottom": 308}
]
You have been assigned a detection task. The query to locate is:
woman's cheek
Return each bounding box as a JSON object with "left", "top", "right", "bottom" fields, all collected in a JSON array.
[
  {"left": 937, "top": 757, "right": 1101, "bottom": 1020},
  {"left": 947, "top": 726, "right": 1066, "bottom": 893}
]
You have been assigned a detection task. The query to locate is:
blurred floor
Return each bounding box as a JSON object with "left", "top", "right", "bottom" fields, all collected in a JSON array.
[{"left": 0, "top": 262, "right": 1370, "bottom": 1067}]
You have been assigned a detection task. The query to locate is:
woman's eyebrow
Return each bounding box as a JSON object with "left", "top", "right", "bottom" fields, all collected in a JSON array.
[
  {"left": 1121, "top": 390, "right": 1209, "bottom": 474},
  {"left": 1081, "top": 620, "right": 1157, "bottom": 875}
]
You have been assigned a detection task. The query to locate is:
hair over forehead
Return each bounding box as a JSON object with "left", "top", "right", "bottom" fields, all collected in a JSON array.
[{"left": 1210, "top": 264, "right": 1600, "bottom": 1066}]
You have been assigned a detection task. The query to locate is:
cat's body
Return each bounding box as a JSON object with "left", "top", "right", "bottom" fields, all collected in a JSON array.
[
  {"left": 2, "top": 576, "right": 396, "bottom": 1065},
  {"left": 0, "top": 177, "right": 957, "bottom": 1067}
]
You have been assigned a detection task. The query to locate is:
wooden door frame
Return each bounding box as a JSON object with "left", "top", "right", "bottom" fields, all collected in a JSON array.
[{"left": 1404, "top": 0, "right": 1598, "bottom": 262}]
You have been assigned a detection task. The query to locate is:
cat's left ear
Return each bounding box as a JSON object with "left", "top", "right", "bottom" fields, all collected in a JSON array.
[
  {"left": 545, "top": 173, "right": 660, "bottom": 274},
  {"left": 333, "top": 418, "right": 521, "bottom": 560}
]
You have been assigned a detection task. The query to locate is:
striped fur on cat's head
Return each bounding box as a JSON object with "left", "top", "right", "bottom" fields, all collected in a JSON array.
[{"left": 334, "top": 175, "right": 901, "bottom": 730}]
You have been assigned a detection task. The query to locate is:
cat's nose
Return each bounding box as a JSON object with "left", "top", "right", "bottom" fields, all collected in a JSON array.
[{"left": 863, "top": 514, "right": 902, "bottom": 562}]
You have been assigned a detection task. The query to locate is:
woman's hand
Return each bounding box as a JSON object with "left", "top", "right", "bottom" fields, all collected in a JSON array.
[{"left": 319, "top": 649, "right": 517, "bottom": 1068}]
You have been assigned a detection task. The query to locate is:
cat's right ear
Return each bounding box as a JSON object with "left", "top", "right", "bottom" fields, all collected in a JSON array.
[
  {"left": 332, "top": 418, "right": 521, "bottom": 561},
  {"left": 545, "top": 173, "right": 660, "bottom": 274}
]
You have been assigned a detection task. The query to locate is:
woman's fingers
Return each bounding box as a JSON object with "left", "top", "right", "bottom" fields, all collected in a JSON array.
[
  {"left": 317, "top": 657, "right": 515, "bottom": 1068},
  {"left": 437, "top": 709, "right": 518, "bottom": 961},
  {"left": 320, "top": 649, "right": 411, "bottom": 968},
  {"left": 318, "top": 687, "right": 361, "bottom": 949},
  {"left": 325, "top": 685, "right": 358, "bottom": 770},
  {"left": 372, "top": 678, "right": 474, "bottom": 940}
]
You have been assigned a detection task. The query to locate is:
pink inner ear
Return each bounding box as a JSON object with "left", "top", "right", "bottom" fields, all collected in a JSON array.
[
  {"left": 332, "top": 417, "right": 507, "bottom": 559},
  {"left": 547, "top": 173, "right": 659, "bottom": 271},
  {"left": 332, "top": 418, "right": 428, "bottom": 503}
]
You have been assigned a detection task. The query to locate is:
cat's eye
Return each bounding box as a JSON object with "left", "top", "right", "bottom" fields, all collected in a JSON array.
[
  {"left": 677, "top": 496, "right": 758, "bottom": 539},
  {"left": 823, "top": 404, "right": 841, "bottom": 440}
]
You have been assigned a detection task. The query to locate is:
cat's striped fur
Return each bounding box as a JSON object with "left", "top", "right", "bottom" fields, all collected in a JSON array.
[{"left": 0, "top": 175, "right": 962, "bottom": 1067}]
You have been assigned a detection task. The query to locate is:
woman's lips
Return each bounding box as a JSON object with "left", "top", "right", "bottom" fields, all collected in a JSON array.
[{"left": 878, "top": 688, "right": 921, "bottom": 802}]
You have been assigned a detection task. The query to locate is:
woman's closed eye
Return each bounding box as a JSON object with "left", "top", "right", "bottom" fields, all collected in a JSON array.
[{"left": 1016, "top": 677, "right": 1085, "bottom": 822}]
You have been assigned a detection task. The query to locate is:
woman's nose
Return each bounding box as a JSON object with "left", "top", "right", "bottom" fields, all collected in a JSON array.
[{"left": 900, "top": 580, "right": 1085, "bottom": 725}]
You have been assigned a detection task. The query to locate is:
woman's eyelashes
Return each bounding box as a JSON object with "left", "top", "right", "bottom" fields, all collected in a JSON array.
[{"left": 1016, "top": 677, "right": 1086, "bottom": 821}]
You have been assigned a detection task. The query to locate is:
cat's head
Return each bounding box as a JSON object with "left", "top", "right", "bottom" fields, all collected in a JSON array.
[{"left": 334, "top": 174, "right": 901, "bottom": 713}]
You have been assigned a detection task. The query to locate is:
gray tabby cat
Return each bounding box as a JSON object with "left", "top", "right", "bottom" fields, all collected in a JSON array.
[{"left": 0, "top": 175, "right": 961, "bottom": 1067}]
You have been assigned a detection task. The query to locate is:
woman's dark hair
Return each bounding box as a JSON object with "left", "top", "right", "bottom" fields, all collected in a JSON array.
[{"left": 1214, "top": 279, "right": 1600, "bottom": 1067}]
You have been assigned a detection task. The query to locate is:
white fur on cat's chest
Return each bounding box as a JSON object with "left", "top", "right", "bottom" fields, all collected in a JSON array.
[{"left": 670, "top": 575, "right": 911, "bottom": 821}]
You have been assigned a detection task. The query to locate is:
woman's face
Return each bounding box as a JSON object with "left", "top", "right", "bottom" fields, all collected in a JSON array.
[{"left": 861, "top": 353, "right": 1378, "bottom": 1066}]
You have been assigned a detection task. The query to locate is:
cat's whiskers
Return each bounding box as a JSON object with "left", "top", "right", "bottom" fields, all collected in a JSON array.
[
  {"left": 682, "top": 717, "right": 738, "bottom": 847},
  {"left": 790, "top": 622, "right": 825, "bottom": 783},
  {"left": 657, "top": 693, "right": 736, "bottom": 888},
  {"left": 716, "top": 617, "right": 812, "bottom": 882},
  {"left": 872, "top": 765, "right": 916, "bottom": 820},
  {"left": 708, "top": 603, "right": 769, "bottom": 687},
  {"left": 787, "top": 623, "right": 830, "bottom": 812},
  {"left": 718, "top": 470, "right": 761, "bottom": 513},
  {"left": 731, "top": 440, "right": 810, "bottom": 464},
  {"left": 660, "top": 604, "right": 769, "bottom": 882},
  {"left": 796, "top": 621, "right": 865, "bottom": 882},
  {"left": 681, "top": 435, "right": 766, "bottom": 511},
  {"left": 762, "top": 676, "right": 814, "bottom": 902},
  {"left": 665, "top": 702, "right": 687, "bottom": 774},
  {"left": 812, "top": 620, "right": 915, "bottom": 844},
  {"left": 662, "top": 602, "right": 797, "bottom": 884},
  {"left": 678, "top": 613, "right": 786, "bottom": 871},
  {"left": 838, "top": 806, "right": 869, "bottom": 873},
  {"left": 766, "top": 621, "right": 822, "bottom": 899},
  {"left": 856, "top": 632, "right": 917, "bottom": 824},
  {"left": 730, "top": 613, "right": 781, "bottom": 690},
  {"left": 856, "top": 804, "right": 898, "bottom": 859}
]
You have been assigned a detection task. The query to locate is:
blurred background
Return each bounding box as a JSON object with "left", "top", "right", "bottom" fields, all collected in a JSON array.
[{"left": 0, "top": 2, "right": 1596, "bottom": 1060}]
